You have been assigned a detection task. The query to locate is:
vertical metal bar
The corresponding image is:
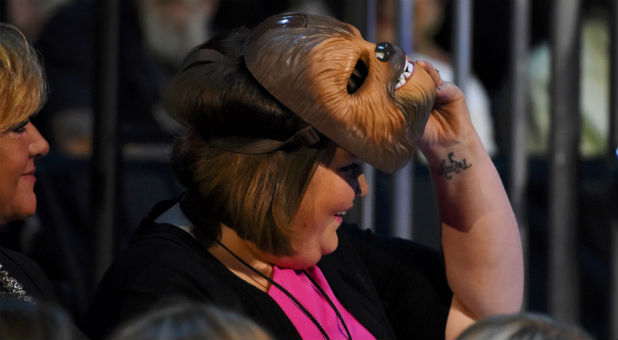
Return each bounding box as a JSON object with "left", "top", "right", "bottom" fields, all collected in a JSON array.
[
  {"left": 392, "top": 0, "right": 414, "bottom": 239},
  {"left": 392, "top": 164, "right": 413, "bottom": 239},
  {"left": 453, "top": 0, "right": 472, "bottom": 94},
  {"left": 509, "top": 0, "right": 530, "bottom": 309},
  {"left": 361, "top": 0, "right": 377, "bottom": 232},
  {"left": 608, "top": 1, "right": 618, "bottom": 338},
  {"left": 397, "top": 0, "right": 413, "bottom": 53},
  {"left": 343, "top": 0, "right": 367, "bottom": 35},
  {"left": 0, "top": 0, "right": 7, "bottom": 23},
  {"left": 361, "top": 164, "right": 376, "bottom": 231},
  {"left": 608, "top": 207, "right": 618, "bottom": 339},
  {"left": 92, "top": 0, "right": 119, "bottom": 288},
  {"left": 548, "top": 0, "right": 580, "bottom": 324},
  {"left": 365, "top": 0, "right": 377, "bottom": 41}
]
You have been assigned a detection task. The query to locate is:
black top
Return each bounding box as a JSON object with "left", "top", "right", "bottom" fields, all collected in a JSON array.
[
  {"left": 0, "top": 247, "right": 56, "bottom": 302},
  {"left": 84, "top": 200, "right": 452, "bottom": 340}
]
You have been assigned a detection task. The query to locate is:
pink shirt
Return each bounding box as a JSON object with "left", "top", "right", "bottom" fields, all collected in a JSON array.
[{"left": 268, "top": 265, "right": 375, "bottom": 340}]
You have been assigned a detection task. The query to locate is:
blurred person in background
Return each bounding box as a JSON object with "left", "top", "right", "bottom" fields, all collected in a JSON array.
[
  {"left": 110, "top": 300, "right": 272, "bottom": 340},
  {"left": 0, "top": 298, "right": 84, "bottom": 340},
  {"left": 4, "top": 0, "right": 70, "bottom": 40},
  {"left": 457, "top": 312, "right": 594, "bottom": 340},
  {"left": 35, "top": 0, "right": 219, "bottom": 157},
  {"left": 527, "top": 1, "right": 609, "bottom": 159}
]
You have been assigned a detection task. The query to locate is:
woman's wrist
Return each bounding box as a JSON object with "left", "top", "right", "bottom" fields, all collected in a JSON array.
[{"left": 420, "top": 132, "right": 486, "bottom": 177}]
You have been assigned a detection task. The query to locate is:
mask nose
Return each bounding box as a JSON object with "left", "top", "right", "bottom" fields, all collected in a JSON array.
[{"left": 375, "top": 42, "right": 395, "bottom": 62}]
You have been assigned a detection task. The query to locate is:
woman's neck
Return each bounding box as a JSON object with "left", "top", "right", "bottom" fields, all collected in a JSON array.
[{"left": 207, "top": 224, "right": 274, "bottom": 292}]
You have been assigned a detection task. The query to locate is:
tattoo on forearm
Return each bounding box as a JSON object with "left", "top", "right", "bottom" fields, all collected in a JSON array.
[{"left": 439, "top": 152, "right": 472, "bottom": 180}]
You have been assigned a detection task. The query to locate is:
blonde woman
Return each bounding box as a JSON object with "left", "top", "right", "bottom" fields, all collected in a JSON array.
[{"left": 0, "top": 23, "right": 53, "bottom": 303}]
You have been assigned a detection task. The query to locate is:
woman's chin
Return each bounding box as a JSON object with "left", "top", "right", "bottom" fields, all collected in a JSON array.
[
  {"left": 271, "top": 250, "right": 325, "bottom": 270},
  {"left": 4, "top": 195, "right": 38, "bottom": 223}
]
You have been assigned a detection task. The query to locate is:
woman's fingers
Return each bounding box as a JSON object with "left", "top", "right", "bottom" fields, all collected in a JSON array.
[
  {"left": 415, "top": 59, "right": 442, "bottom": 87},
  {"left": 434, "top": 81, "right": 464, "bottom": 106}
]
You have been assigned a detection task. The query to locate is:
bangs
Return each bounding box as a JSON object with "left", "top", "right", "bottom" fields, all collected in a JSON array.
[
  {"left": 0, "top": 79, "right": 44, "bottom": 131},
  {"left": 0, "top": 24, "right": 46, "bottom": 131}
]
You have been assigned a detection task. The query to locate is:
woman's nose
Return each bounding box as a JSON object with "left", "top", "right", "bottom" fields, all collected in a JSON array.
[
  {"left": 28, "top": 122, "right": 49, "bottom": 158},
  {"left": 356, "top": 173, "right": 370, "bottom": 197}
]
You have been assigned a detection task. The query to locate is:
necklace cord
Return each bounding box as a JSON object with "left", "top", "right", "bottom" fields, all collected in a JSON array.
[
  {"left": 213, "top": 238, "right": 352, "bottom": 340},
  {"left": 302, "top": 269, "right": 352, "bottom": 340}
]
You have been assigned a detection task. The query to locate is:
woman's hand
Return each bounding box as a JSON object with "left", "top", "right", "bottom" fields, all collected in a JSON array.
[{"left": 415, "top": 60, "right": 477, "bottom": 155}]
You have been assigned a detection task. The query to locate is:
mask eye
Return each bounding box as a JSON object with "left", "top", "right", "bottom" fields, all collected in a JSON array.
[
  {"left": 347, "top": 59, "right": 367, "bottom": 94},
  {"left": 375, "top": 42, "right": 395, "bottom": 62}
]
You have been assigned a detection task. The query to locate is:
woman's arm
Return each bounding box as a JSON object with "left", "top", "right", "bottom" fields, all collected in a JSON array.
[{"left": 417, "top": 62, "right": 524, "bottom": 339}]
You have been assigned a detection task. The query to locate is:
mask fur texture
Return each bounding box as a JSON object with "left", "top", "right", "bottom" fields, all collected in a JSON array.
[{"left": 244, "top": 13, "right": 436, "bottom": 173}]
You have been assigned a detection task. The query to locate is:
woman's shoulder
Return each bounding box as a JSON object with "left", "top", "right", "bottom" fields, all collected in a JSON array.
[
  {"left": 0, "top": 246, "right": 40, "bottom": 268},
  {"left": 95, "top": 200, "right": 241, "bottom": 297},
  {"left": 106, "top": 218, "right": 217, "bottom": 285},
  {"left": 85, "top": 201, "right": 267, "bottom": 339},
  {"left": 0, "top": 246, "right": 56, "bottom": 301}
]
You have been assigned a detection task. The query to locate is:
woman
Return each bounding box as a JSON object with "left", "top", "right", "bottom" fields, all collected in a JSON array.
[
  {"left": 85, "top": 13, "right": 523, "bottom": 340},
  {"left": 0, "top": 23, "right": 54, "bottom": 303}
]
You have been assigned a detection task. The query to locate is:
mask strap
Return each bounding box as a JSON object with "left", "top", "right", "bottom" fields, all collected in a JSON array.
[
  {"left": 181, "top": 48, "right": 227, "bottom": 71},
  {"left": 207, "top": 125, "right": 322, "bottom": 154}
]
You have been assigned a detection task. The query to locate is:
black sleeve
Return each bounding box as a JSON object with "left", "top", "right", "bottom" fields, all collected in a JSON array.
[
  {"left": 83, "top": 237, "right": 218, "bottom": 339},
  {"left": 340, "top": 224, "right": 452, "bottom": 339},
  {"left": 0, "top": 247, "right": 57, "bottom": 302}
]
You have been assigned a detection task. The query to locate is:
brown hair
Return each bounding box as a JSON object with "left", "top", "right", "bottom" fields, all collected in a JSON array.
[
  {"left": 0, "top": 24, "right": 46, "bottom": 131},
  {"left": 166, "top": 28, "right": 329, "bottom": 256}
]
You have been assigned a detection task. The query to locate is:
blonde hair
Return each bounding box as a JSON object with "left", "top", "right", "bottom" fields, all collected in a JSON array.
[{"left": 0, "top": 23, "right": 46, "bottom": 131}]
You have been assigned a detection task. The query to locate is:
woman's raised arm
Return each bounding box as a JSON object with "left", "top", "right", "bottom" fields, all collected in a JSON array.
[{"left": 417, "top": 61, "right": 524, "bottom": 339}]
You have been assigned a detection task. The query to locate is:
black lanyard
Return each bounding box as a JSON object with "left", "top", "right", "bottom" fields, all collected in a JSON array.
[{"left": 214, "top": 238, "right": 352, "bottom": 340}]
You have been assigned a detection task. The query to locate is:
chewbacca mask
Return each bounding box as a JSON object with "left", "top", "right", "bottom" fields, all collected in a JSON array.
[{"left": 244, "top": 13, "right": 436, "bottom": 173}]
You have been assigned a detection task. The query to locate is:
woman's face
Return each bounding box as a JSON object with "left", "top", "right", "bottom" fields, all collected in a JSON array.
[
  {"left": 0, "top": 120, "right": 49, "bottom": 224},
  {"left": 269, "top": 146, "right": 368, "bottom": 269}
]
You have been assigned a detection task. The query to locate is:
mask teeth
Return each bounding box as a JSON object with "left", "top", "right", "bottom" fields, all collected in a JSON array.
[{"left": 395, "top": 59, "right": 414, "bottom": 90}]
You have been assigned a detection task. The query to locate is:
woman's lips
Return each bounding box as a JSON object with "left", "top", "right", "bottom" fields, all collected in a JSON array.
[
  {"left": 22, "top": 174, "right": 36, "bottom": 182},
  {"left": 334, "top": 207, "right": 352, "bottom": 223},
  {"left": 22, "top": 169, "right": 36, "bottom": 181}
]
